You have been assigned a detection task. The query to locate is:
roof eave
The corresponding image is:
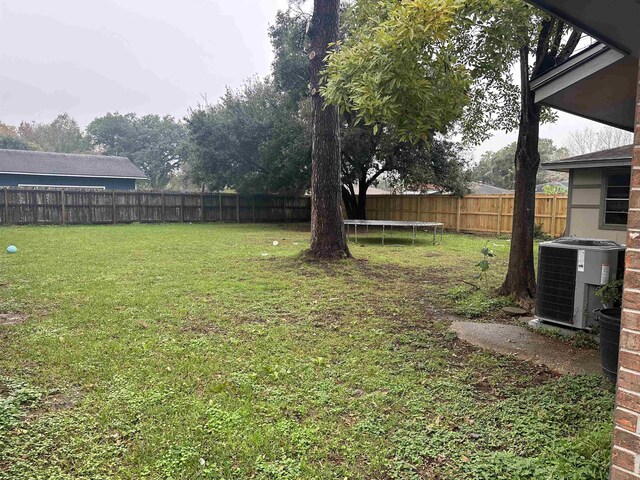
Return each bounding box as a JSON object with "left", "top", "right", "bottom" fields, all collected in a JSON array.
[
  {"left": 524, "top": 0, "right": 640, "bottom": 57},
  {"left": 541, "top": 158, "right": 631, "bottom": 172},
  {"left": 530, "top": 42, "right": 613, "bottom": 91},
  {"left": 0, "top": 171, "right": 147, "bottom": 180}
]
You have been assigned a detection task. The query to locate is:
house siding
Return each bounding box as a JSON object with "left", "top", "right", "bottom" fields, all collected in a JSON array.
[
  {"left": 568, "top": 168, "right": 629, "bottom": 243},
  {"left": 0, "top": 174, "right": 137, "bottom": 190}
]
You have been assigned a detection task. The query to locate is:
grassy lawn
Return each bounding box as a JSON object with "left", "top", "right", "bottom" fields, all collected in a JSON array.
[{"left": 0, "top": 224, "right": 614, "bottom": 479}]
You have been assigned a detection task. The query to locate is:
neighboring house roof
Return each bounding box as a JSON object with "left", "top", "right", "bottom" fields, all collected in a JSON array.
[
  {"left": 541, "top": 144, "right": 633, "bottom": 171},
  {"left": 469, "top": 182, "right": 513, "bottom": 195},
  {"left": 0, "top": 149, "right": 147, "bottom": 179}
]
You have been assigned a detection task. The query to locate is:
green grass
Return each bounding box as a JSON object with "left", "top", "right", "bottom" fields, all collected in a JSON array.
[{"left": 0, "top": 224, "right": 614, "bottom": 479}]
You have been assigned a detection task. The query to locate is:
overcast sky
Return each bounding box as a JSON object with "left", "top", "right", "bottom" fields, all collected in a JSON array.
[
  {"left": 0, "top": 0, "right": 288, "bottom": 124},
  {"left": 0, "top": 0, "right": 620, "bottom": 160}
]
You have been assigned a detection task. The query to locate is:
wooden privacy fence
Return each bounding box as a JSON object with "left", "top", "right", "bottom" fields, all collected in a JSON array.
[
  {"left": 0, "top": 188, "right": 311, "bottom": 225},
  {"left": 365, "top": 194, "right": 568, "bottom": 237},
  {"left": 0, "top": 188, "right": 567, "bottom": 237}
]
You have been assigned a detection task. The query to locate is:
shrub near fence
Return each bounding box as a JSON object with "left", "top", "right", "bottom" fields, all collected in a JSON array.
[
  {"left": 0, "top": 188, "right": 311, "bottom": 225},
  {"left": 365, "top": 194, "right": 568, "bottom": 237}
]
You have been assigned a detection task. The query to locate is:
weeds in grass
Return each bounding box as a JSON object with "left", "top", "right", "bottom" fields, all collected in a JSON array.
[
  {"left": 0, "top": 377, "right": 42, "bottom": 431},
  {"left": 529, "top": 326, "right": 600, "bottom": 350},
  {"left": 475, "top": 243, "right": 495, "bottom": 289},
  {"left": 446, "top": 286, "right": 513, "bottom": 318}
]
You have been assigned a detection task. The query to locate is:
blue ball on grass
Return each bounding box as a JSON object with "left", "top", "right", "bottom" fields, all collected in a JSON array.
[{"left": 6, "top": 245, "right": 17, "bottom": 254}]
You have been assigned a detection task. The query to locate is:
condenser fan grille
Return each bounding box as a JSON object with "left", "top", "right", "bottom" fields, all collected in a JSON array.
[{"left": 536, "top": 246, "right": 577, "bottom": 323}]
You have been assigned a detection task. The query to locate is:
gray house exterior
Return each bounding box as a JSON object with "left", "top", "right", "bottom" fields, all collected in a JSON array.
[
  {"left": 0, "top": 150, "right": 146, "bottom": 190},
  {"left": 542, "top": 145, "right": 633, "bottom": 243}
]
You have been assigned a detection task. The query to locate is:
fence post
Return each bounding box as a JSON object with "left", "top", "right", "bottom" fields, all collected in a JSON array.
[
  {"left": 137, "top": 192, "right": 142, "bottom": 222},
  {"left": 4, "top": 188, "right": 8, "bottom": 225},
  {"left": 112, "top": 192, "right": 117, "bottom": 224},
  {"left": 161, "top": 193, "right": 165, "bottom": 223},
  {"left": 456, "top": 197, "right": 462, "bottom": 233},
  {"left": 236, "top": 193, "right": 240, "bottom": 223},
  {"left": 497, "top": 195, "right": 503, "bottom": 236},
  {"left": 551, "top": 194, "right": 558, "bottom": 238},
  {"left": 32, "top": 190, "right": 38, "bottom": 224},
  {"left": 218, "top": 193, "right": 223, "bottom": 222},
  {"left": 61, "top": 190, "right": 65, "bottom": 225},
  {"left": 200, "top": 192, "right": 205, "bottom": 223},
  {"left": 88, "top": 192, "right": 93, "bottom": 224},
  {"left": 252, "top": 195, "right": 256, "bottom": 223},
  {"left": 180, "top": 194, "right": 185, "bottom": 222},
  {"left": 416, "top": 195, "right": 422, "bottom": 221},
  {"left": 282, "top": 197, "right": 287, "bottom": 223}
]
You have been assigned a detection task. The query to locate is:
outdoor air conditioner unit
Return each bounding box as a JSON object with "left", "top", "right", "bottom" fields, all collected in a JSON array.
[{"left": 536, "top": 238, "right": 625, "bottom": 330}]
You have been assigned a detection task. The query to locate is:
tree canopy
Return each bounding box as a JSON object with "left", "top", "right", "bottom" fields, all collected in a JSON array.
[
  {"left": 268, "top": 5, "right": 471, "bottom": 217},
  {"left": 87, "top": 113, "right": 187, "bottom": 189},
  {"left": 186, "top": 78, "right": 311, "bottom": 194},
  {"left": 322, "top": 0, "right": 528, "bottom": 144},
  {"left": 322, "top": 0, "right": 472, "bottom": 141},
  {"left": 471, "top": 139, "right": 568, "bottom": 190},
  {"left": 0, "top": 123, "right": 34, "bottom": 151},
  {"left": 6, "top": 114, "right": 90, "bottom": 153}
]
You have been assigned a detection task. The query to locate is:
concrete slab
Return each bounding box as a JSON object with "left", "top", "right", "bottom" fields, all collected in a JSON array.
[{"left": 450, "top": 321, "right": 601, "bottom": 376}]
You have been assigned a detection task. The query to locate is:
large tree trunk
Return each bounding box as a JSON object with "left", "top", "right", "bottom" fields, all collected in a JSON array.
[
  {"left": 356, "top": 185, "right": 367, "bottom": 219},
  {"left": 341, "top": 185, "right": 358, "bottom": 219},
  {"left": 498, "top": 48, "right": 541, "bottom": 307},
  {"left": 341, "top": 182, "right": 368, "bottom": 220},
  {"left": 308, "top": 0, "right": 351, "bottom": 258}
]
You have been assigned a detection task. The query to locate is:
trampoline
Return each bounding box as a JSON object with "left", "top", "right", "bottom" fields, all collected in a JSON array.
[{"left": 343, "top": 219, "right": 445, "bottom": 246}]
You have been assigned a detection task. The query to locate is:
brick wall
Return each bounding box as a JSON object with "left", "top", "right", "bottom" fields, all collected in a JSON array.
[{"left": 612, "top": 60, "right": 640, "bottom": 480}]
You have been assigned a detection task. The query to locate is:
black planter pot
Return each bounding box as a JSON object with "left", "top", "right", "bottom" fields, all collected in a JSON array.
[{"left": 596, "top": 308, "right": 622, "bottom": 383}]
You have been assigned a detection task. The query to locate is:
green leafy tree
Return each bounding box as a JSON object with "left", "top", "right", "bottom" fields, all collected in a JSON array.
[
  {"left": 271, "top": 5, "right": 470, "bottom": 219},
  {"left": 384, "top": 139, "right": 471, "bottom": 194},
  {"left": 0, "top": 136, "right": 32, "bottom": 150},
  {"left": 87, "top": 113, "right": 187, "bottom": 189},
  {"left": 542, "top": 184, "right": 567, "bottom": 195},
  {"left": 0, "top": 122, "right": 34, "bottom": 151},
  {"left": 85, "top": 113, "right": 138, "bottom": 157},
  {"left": 323, "top": 0, "right": 475, "bottom": 141},
  {"left": 186, "top": 78, "right": 311, "bottom": 194},
  {"left": 481, "top": 5, "right": 580, "bottom": 303},
  {"left": 323, "top": 0, "right": 582, "bottom": 303},
  {"left": 18, "top": 114, "right": 90, "bottom": 153},
  {"left": 472, "top": 139, "right": 568, "bottom": 190}
]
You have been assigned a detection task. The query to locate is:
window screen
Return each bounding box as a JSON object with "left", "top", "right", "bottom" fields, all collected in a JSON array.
[{"left": 603, "top": 172, "right": 630, "bottom": 226}]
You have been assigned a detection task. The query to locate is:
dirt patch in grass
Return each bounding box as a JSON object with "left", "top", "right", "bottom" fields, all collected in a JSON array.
[
  {"left": 181, "top": 317, "right": 228, "bottom": 335},
  {"left": 26, "top": 387, "right": 83, "bottom": 421},
  {"left": 0, "top": 312, "right": 28, "bottom": 326},
  {"left": 419, "top": 456, "right": 448, "bottom": 480}
]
